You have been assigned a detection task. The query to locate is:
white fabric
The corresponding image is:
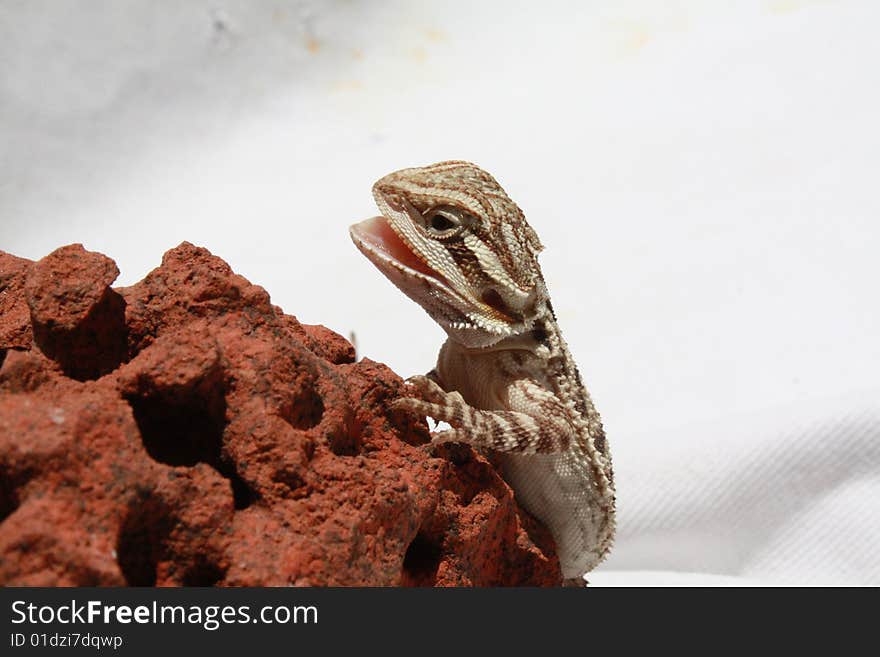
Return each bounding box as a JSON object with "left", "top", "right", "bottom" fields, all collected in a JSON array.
[
  {"left": 3, "top": 1, "right": 878, "bottom": 585},
  {"left": 603, "top": 391, "right": 880, "bottom": 585}
]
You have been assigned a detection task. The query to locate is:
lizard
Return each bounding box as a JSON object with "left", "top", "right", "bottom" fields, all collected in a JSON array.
[{"left": 349, "top": 161, "right": 615, "bottom": 585}]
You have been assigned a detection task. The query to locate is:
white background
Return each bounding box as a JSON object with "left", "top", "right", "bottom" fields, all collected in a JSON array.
[{"left": 2, "top": 0, "right": 878, "bottom": 585}]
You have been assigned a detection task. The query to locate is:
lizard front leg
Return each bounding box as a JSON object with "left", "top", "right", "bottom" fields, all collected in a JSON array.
[{"left": 392, "top": 375, "right": 577, "bottom": 455}]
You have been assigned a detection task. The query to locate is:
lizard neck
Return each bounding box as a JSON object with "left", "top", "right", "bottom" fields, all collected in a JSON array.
[{"left": 452, "top": 299, "right": 602, "bottom": 428}]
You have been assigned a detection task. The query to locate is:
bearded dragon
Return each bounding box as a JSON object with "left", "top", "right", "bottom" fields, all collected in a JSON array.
[{"left": 349, "top": 161, "right": 614, "bottom": 585}]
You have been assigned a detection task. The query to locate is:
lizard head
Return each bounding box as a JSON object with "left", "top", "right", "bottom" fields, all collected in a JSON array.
[{"left": 350, "top": 160, "right": 547, "bottom": 348}]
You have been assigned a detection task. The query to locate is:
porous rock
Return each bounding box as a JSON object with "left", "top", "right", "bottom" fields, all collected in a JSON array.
[{"left": 0, "top": 242, "right": 560, "bottom": 586}]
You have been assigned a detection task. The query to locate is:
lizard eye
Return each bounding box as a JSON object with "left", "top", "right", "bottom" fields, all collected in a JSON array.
[
  {"left": 430, "top": 213, "right": 456, "bottom": 232},
  {"left": 423, "top": 205, "right": 472, "bottom": 238}
]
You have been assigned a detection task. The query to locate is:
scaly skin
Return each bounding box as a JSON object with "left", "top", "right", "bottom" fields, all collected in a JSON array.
[{"left": 350, "top": 161, "right": 614, "bottom": 584}]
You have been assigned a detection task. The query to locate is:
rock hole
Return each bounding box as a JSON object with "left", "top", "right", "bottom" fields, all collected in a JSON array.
[
  {"left": 401, "top": 531, "right": 443, "bottom": 587},
  {"left": 0, "top": 466, "right": 19, "bottom": 524},
  {"left": 216, "top": 461, "right": 257, "bottom": 510},
  {"left": 32, "top": 288, "right": 129, "bottom": 382},
  {"left": 116, "top": 494, "right": 172, "bottom": 586},
  {"left": 125, "top": 372, "right": 256, "bottom": 511},
  {"left": 326, "top": 425, "right": 360, "bottom": 457},
  {"left": 271, "top": 466, "right": 308, "bottom": 498},
  {"left": 280, "top": 384, "right": 324, "bottom": 430},
  {"left": 182, "top": 556, "right": 226, "bottom": 586},
  {"left": 0, "top": 349, "right": 6, "bottom": 371},
  {"left": 127, "top": 386, "right": 226, "bottom": 468}
]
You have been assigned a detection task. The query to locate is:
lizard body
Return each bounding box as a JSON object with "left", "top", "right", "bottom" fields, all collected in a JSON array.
[{"left": 349, "top": 161, "right": 615, "bottom": 584}]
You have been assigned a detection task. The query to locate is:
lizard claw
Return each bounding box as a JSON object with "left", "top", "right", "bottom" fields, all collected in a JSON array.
[
  {"left": 429, "top": 428, "right": 466, "bottom": 446},
  {"left": 403, "top": 374, "right": 448, "bottom": 403},
  {"left": 391, "top": 374, "right": 443, "bottom": 415},
  {"left": 390, "top": 396, "right": 429, "bottom": 414},
  {"left": 391, "top": 380, "right": 469, "bottom": 433},
  {"left": 391, "top": 396, "right": 461, "bottom": 427}
]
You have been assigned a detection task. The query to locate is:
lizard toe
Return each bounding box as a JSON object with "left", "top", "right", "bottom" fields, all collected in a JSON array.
[
  {"left": 404, "top": 374, "right": 447, "bottom": 402},
  {"left": 391, "top": 396, "right": 467, "bottom": 428},
  {"left": 430, "top": 428, "right": 467, "bottom": 446},
  {"left": 390, "top": 397, "right": 424, "bottom": 413}
]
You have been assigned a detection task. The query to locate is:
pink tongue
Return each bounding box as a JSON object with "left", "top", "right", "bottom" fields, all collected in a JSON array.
[{"left": 352, "top": 216, "right": 443, "bottom": 281}]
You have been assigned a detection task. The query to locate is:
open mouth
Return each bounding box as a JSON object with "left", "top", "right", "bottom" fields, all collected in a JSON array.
[
  {"left": 350, "top": 194, "right": 519, "bottom": 332},
  {"left": 349, "top": 215, "right": 453, "bottom": 289}
]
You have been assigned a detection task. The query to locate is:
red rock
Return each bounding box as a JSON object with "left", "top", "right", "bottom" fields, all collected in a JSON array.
[
  {"left": 0, "top": 242, "right": 560, "bottom": 586},
  {"left": 23, "top": 244, "right": 127, "bottom": 381},
  {"left": 0, "top": 252, "right": 33, "bottom": 353}
]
